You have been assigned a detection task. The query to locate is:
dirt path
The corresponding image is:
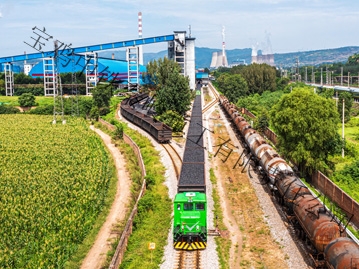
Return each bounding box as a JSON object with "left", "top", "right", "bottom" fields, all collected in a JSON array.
[
  {"left": 208, "top": 107, "right": 291, "bottom": 269},
  {"left": 80, "top": 126, "right": 131, "bottom": 269}
]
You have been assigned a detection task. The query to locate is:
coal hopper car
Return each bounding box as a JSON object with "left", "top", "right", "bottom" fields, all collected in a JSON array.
[
  {"left": 120, "top": 93, "right": 172, "bottom": 143},
  {"left": 173, "top": 88, "right": 207, "bottom": 251}
]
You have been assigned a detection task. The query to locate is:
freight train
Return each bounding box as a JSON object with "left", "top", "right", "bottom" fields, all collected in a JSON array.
[
  {"left": 173, "top": 87, "right": 207, "bottom": 251},
  {"left": 219, "top": 95, "right": 359, "bottom": 268},
  {"left": 120, "top": 93, "right": 172, "bottom": 143}
]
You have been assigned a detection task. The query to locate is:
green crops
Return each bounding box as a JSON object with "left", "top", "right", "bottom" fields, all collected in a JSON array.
[{"left": 0, "top": 115, "right": 111, "bottom": 268}]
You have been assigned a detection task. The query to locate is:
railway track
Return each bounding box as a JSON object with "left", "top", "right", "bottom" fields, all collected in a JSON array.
[
  {"left": 173, "top": 250, "right": 203, "bottom": 269},
  {"left": 162, "top": 142, "right": 182, "bottom": 179},
  {"left": 202, "top": 83, "right": 219, "bottom": 114}
]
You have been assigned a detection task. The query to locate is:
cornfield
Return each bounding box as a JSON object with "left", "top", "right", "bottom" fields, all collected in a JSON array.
[{"left": 0, "top": 114, "right": 111, "bottom": 268}]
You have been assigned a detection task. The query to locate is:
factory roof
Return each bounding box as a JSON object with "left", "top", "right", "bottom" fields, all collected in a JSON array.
[{"left": 29, "top": 55, "right": 146, "bottom": 83}]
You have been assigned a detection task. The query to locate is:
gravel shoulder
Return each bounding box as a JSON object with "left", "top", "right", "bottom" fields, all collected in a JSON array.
[
  {"left": 209, "top": 103, "right": 313, "bottom": 269},
  {"left": 80, "top": 126, "right": 131, "bottom": 269}
]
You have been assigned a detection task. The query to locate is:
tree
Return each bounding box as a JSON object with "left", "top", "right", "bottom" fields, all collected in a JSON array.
[
  {"left": 14, "top": 73, "right": 39, "bottom": 84},
  {"left": 270, "top": 87, "right": 340, "bottom": 175},
  {"left": 18, "top": 93, "right": 37, "bottom": 107},
  {"left": 91, "top": 84, "right": 112, "bottom": 110},
  {"left": 254, "top": 109, "right": 269, "bottom": 133},
  {"left": 337, "top": 91, "right": 353, "bottom": 123},
  {"left": 144, "top": 58, "right": 191, "bottom": 115},
  {"left": 240, "top": 63, "right": 277, "bottom": 94},
  {"left": 216, "top": 73, "right": 248, "bottom": 103},
  {"left": 348, "top": 53, "right": 359, "bottom": 65}
]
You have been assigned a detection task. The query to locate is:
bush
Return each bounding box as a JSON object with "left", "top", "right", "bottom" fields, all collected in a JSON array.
[
  {"left": 18, "top": 93, "right": 37, "bottom": 107},
  {"left": 89, "top": 106, "right": 99, "bottom": 121},
  {"left": 157, "top": 110, "right": 185, "bottom": 132},
  {"left": 112, "top": 122, "right": 124, "bottom": 140},
  {"left": 0, "top": 105, "right": 20, "bottom": 114},
  {"left": 29, "top": 105, "right": 54, "bottom": 115},
  {"left": 99, "top": 106, "right": 110, "bottom": 116},
  {"left": 14, "top": 87, "right": 44, "bottom": 96}
]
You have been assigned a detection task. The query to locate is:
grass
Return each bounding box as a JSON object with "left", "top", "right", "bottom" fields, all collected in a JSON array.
[
  {"left": 95, "top": 118, "right": 172, "bottom": 269},
  {"left": 209, "top": 168, "right": 231, "bottom": 269},
  {"left": 0, "top": 95, "right": 55, "bottom": 106},
  {"left": 118, "top": 124, "right": 172, "bottom": 269},
  {"left": 101, "top": 97, "right": 124, "bottom": 122}
]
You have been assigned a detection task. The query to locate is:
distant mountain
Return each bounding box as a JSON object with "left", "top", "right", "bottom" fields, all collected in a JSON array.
[
  {"left": 196, "top": 46, "right": 359, "bottom": 68},
  {"left": 22, "top": 46, "right": 358, "bottom": 71},
  {"left": 274, "top": 46, "right": 359, "bottom": 68}
]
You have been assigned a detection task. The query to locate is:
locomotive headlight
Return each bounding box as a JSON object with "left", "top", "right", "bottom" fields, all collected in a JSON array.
[
  {"left": 181, "top": 225, "right": 184, "bottom": 231},
  {"left": 196, "top": 225, "right": 199, "bottom": 230}
]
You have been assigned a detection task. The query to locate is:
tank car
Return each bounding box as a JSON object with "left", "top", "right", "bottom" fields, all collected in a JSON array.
[
  {"left": 275, "top": 172, "right": 311, "bottom": 212},
  {"left": 293, "top": 194, "right": 342, "bottom": 253},
  {"left": 325, "top": 237, "right": 359, "bottom": 269},
  {"left": 218, "top": 94, "right": 355, "bottom": 268}
]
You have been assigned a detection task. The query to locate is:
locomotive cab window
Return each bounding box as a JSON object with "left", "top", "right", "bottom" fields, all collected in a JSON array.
[
  {"left": 184, "top": 203, "right": 193, "bottom": 211},
  {"left": 177, "top": 203, "right": 181, "bottom": 210},
  {"left": 196, "top": 203, "right": 205, "bottom": 210}
]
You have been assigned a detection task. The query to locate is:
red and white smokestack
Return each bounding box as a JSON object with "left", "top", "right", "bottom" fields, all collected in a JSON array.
[
  {"left": 138, "top": 12, "right": 142, "bottom": 39},
  {"left": 222, "top": 26, "right": 226, "bottom": 67}
]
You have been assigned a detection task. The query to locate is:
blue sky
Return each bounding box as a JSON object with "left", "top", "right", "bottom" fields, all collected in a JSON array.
[{"left": 1, "top": 0, "right": 359, "bottom": 58}]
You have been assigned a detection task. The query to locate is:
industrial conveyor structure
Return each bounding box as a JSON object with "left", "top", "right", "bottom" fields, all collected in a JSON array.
[{"left": 0, "top": 35, "right": 179, "bottom": 96}]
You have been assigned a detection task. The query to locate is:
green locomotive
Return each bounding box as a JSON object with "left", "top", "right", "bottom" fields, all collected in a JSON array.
[{"left": 173, "top": 192, "right": 207, "bottom": 250}]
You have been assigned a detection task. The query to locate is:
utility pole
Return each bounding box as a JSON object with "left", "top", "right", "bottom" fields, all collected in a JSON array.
[
  {"left": 312, "top": 66, "right": 314, "bottom": 83},
  {"left": 295, "top": 57, "right": 299, "bottom": 82},
  {"left": 342, "top": 98, "right": 345, "bottom": 158},
  {"left": 326, "top": 66, "right": 328, "bottom": 85},
  {"left": 320, "top": 68, "right": 323, "bottom": 85},
  {"left": 305, "top": 67, "right": 307, "bottom": 83},
  {"left": 348, "top": 72, "right": 350, "bottom": 87},
  {"left": 341, "top": 67, "right": 343, "bottom": 85}
]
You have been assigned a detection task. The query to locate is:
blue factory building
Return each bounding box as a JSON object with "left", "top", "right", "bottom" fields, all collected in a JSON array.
[{"left": 29, "top": 55, "right": 147, "bottom": 84}]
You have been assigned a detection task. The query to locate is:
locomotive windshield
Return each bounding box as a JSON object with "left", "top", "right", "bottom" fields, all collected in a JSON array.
[
  {"left": 196, "top": 203, "right": 205, "bottom": 210},
  {"left": 183, "top": 203, "right": 193, "bottom": 211}
]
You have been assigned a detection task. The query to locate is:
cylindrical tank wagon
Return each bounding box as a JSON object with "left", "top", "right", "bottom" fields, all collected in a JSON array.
[
  {"left": 325, "top": 237, "right": 359, "bottom": 269},
  {"left": 293, "top": 194, "right": 342, "bottom": 253},
  {"left": 218, "top": 94, "right": 358, "bottom": 268}
]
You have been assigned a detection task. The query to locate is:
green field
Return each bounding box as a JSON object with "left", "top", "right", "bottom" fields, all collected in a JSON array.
[
  {"left": 0, "top": 115, "right": 113, "bottom": 268},
  {"left": 0, "top": 96, "right": 54, "bottom": 106}
]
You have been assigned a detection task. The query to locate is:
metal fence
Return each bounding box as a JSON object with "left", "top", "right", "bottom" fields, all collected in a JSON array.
[
  {"left": 311, "top": 171, "right": 359, "bottom": 228},
  {"left": 240, "top": 107, "right": 278, "bottom": 145}
]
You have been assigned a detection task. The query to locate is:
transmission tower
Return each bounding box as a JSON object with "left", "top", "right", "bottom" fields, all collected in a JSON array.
[
  {"left": 71, "top": 52, "right": 79, "bottom": 116},
  {"left": 53, "top": 40, "right": 65, "bottom": 125},
  {"left": 4, "top": 63, "right": 14, "bottom": 96}
]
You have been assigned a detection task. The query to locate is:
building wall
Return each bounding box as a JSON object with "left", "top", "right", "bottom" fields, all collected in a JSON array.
[
  {"left": 185, "top": 38, "right": 196, "bottom": 90},
  {"left": 168, "top": 31, "right": 196, "bottom": 91}
]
